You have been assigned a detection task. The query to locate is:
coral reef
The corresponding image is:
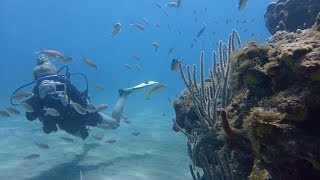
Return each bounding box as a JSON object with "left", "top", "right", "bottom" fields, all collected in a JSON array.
[
  {"left": 173, "top": 17, "right": 320, "bottom": 179},
  {"left": 264, "top": 0, "right": 320, "bottom": 34}
]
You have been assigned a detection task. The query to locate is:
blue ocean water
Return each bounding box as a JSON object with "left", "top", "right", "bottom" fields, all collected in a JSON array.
[{"left": 0, "top": 0, "right": 274, "bottom": 179}]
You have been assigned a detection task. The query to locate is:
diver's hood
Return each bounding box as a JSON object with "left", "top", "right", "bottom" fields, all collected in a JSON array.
[{"left": 33, "top": 62, "right": 58, "bottom": 79}]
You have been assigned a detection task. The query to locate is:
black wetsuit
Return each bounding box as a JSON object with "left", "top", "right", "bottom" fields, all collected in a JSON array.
[{"left": 25, "top": 76, "right": 102, "bottom": 139}]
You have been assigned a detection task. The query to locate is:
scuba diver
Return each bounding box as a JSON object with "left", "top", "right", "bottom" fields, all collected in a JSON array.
[{"left": 12, "top": 56, "right": 158, "bottom": 140}]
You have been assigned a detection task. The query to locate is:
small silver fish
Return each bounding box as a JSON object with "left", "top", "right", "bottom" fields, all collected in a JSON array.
[
  {"left": 86, "top": 104, "right": 97, "bottom": 113},
  {"left": 105, "top": 139, "right": 116, "bottom": 143},
  {"left": 130, "top": 22, "right": 145, "bottom": 31},
  {"left": 152, "top": 42, "right": 160, "bottom": 53},
  {"left": 0, "top": 109, "right": 11, "bottom": 118},
  {"left": 60, "top": 137, "right": 74, "bottom": 142},
  {"left": 164, "top": 11, "right": 169, "bottom": 16},
  {"left": 81, "top": 56, "right": 98, "bottom": 70},
  {"left": 44, "top": 106, "right": 60, "bottom": 117},
  {"left": 155, "top": 2, "right": 162, "bottom": 8},
  {"left": 58, "top": 94, "right": 69, "bottom": 106},
  {"left": 10, "top": 91, "right": 34, "bottom": 101},
  {"left": 154, "top": 23, "right": 160, "bottom": 28},
  {"left": 95, "top": 84, "right": 105, "bottom": 91},
  {"left": 112, "top": 21, "right": 122, "bottom": 36},
  {"left": 136, "top": 64, "right": 141, "bottom": 72},
  {"left": 34, "top": 141, "right": 49, "bottom": 149},
  {"left": 35, "top": 49, "right": 72, "bottom": 63},
  {"left": 131, "top": 131, "right": 141, "bottom": 136},
  {"left": 166, "top": 0, "right": 181, "bottom": 8},
  {"left": 5, "top": 106, "right": 21, "bottom": 115},
  {"left": 123, "top": 64, "right": 132, "bottom": 70},
  {"left": 21, "top": 103, "right": 34, "bottom": 113},
  {"left": 142, "top": 17, "right": 149, "bottom": 25},
  {"left": 97, "top": 104, "right": 109, "bottom": 112},
  {"left": 171, "top": 58, "right": 181, "bottom": 72},
  {"left": 71, "top": 102, "right": 86, "bottom": 115},
  {"left": 238, "top": 0, "right": 248, "bottom": 11},
  {"left": 24, "top": 154, "right": 40, "bottom": 160}
]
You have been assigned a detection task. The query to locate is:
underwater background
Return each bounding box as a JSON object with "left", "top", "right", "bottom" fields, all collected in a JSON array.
[{"left": 0, "top": 0, "right": 276, "bottom": 180}]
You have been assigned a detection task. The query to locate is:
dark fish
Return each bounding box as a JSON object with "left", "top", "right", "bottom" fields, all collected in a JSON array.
[
  {"left": 132, "top": 55, "right": 141, "bottom": 61},
  {"left": 162, "top": 112, "right": 166, "bottom": 117},
  {"left": 112, "top": 21, "right": 122, "bottom": 36},
  {"left": 171, "top": 58, "right": 181, "bottom": 72},
  {"left": 123, "top": 64, "right": 132, "bottom": 70},
  {"left": 131, "top": 131, "right": 141, "bottom": 136},
  {"left": 92, "top": 134, "right": 104, "bottom": 141},
  {"left": 34, "top": 141, "right": 49, "bottom": 149},
  {"left": 24, "top": 154, "right": 40, "bottom": 160},
  {"left": 168, "top": 98, "right": 172, "bottom": 103},
  {"left": 61, "top": 137, "right": 74, "bottom": 142},
  {"left": 142, "top": 17, "right": 149, "bottom": 25},
  {"left": 106, "top": 139, "right": 116, "bottom": 144},
  {"left": 5, "top": 106, "right": 21, "bottom": 115},
  {"left": 95, "top": 84, "right": 105, "bottom": 91},
  {"left": 238, "top": 0, "right": 248, "bottom": 11},
  {"left": 168, "top": 48, "right": 174, "bottom": 55},
  {"left": 136, "top": 64, "right": 141, "bottom": 72},
  {"left": 196, "top": 24, "right": 206, "bottom": 38},
  {"left": 152, "top": 42, "right": 160, "bottom": 53},
  {"left": 0, "top": 109, "right": 11, "bottom": 118}
]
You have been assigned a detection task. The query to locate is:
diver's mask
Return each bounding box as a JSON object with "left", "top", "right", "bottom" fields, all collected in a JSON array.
[{"left": 38, "top": 80, "right": 67, "bottom": 99}]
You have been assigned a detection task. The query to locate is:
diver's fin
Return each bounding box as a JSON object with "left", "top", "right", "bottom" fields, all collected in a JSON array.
[{"left": 122, "top": 81, "right": 160, "bottom": 92}]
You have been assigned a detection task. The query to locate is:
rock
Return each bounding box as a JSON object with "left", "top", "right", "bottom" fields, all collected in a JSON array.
[
  {"left": 315, "top": 11, "right": 320, "bottom": 29},
  {"left": 264, "top": 0, "right": 320, "bottom": 34}
]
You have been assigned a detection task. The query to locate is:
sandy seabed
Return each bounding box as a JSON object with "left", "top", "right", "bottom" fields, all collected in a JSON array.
[{"left": 0, "top": 110, "right": 191, "bottom": 180}]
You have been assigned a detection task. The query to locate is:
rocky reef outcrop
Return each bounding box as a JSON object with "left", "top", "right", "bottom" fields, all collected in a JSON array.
[
  {"left": 173, "top": 13, "right": 320, "bottom": 179},
  {"left": 264, "top": 0, "right": 320, "bottom": 34}
]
